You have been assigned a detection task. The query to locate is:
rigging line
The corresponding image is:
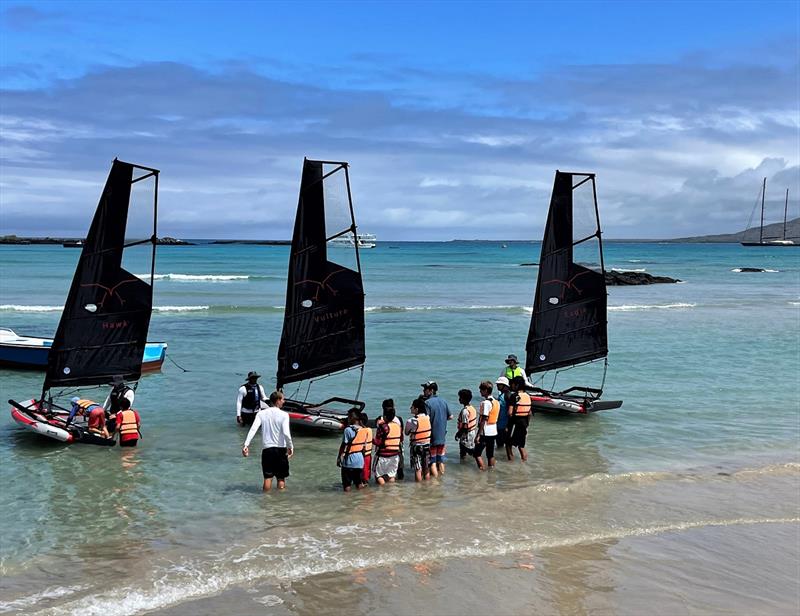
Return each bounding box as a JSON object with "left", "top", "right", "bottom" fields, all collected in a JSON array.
[
  {"left": 165, "top": 352, "right": 190, "bottom": 372},
  {"left": 355, "top": 364, "right": 365, "bottom": 401}
]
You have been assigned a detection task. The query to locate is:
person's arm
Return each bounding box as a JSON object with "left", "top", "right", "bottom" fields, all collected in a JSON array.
[
  {"left": 404, "top": 418, "right": 414, "bottom": 436},
  {"left": 259, "top": 385, "right": 268, "bottom": 409},
  {"left": 236, "top": 386, "right": 244, "bottom": 423},
  {"left": 282, "top": 412, "right": 293, "bottom": 456},
  {"left": 125, "top": 389, "right": 135, "bottom": 405},
  {"left": 338, "top": 427, "right": 351, "bottom": 465},
  {"left": 242, "top": 412, "right": 262, "bottom": 456},
  {"left": 446, "top": 400, "right": 453, "bottom": 421}
]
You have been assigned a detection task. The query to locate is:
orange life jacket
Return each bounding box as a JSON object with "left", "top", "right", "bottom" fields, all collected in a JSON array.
[
  {"left": 378, "top": 421, "right": 402, "bottom": 454},
  {"left": 513, "top": 391, "right": 532, "bottom": 417},
  {"left": 346, "top": 426, "right": 373, "bottom": 455},
  {"left": 486, "top": 398, "right": 501, "bottom": 424},
  {"left": 75, "top": 399, "right": 100, "bottom": 413},
  {"left": 460, "top": 405, "right": 477, "bottom": 431},
  {"left": 118, "top": 409, "right": 139, "bottom": 441},
  {"left": 411, "top": 415, "right": 431, "bottom": 445}
]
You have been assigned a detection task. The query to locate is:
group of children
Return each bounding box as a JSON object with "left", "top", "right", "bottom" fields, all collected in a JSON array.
[{"left": 336, "top": 375, "right": 533, "bottom": 491}]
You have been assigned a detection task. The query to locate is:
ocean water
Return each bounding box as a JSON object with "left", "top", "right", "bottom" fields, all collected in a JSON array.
[{"left": 0, "top": 241, "right": 798, "bottom": 615}]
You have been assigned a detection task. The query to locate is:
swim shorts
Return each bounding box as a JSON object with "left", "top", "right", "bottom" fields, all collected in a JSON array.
[
  {"left": 429, "top": 443, "right": 446, "bottom": 463},
  {"left": 410, "top": 444, "right": 431, "bottom": 472},
  {"left": 261, "top": 447, "right": 289, "bottom": 479},
  {"left": 473, "top": 435, "right": 495, "bottom": 459},
  {"left": 375, "top": 455, "right": 399, "bottom": 479},
  {"left": 341, "top": 466, "right": 362, "bottom": 489},
  {"left": 507, "top": 417, "right": 529, "bottom": 448}
]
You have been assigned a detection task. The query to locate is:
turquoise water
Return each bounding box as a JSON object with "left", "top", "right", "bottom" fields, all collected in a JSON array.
[{"left": 0, "top": 241, "right": 798, "bottom": 614}]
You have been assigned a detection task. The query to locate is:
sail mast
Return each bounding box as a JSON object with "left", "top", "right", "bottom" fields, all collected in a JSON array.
[
  {"left": 759, "top": 177, "right": 766, "bottom": 244},
  {"left": 783, "top": 188, "right": 789, "bottom": 240}
]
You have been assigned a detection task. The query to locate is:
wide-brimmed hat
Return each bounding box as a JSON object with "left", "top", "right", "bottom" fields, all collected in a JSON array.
[
  {"left": 504, "top": 354, "right": 518, "bottom": 364},
  {"left": 495, "top": 376, "right": 510, "bottom": 387},
  {"left": 247, "top": 371, "right": 261, "bottom": 379}
]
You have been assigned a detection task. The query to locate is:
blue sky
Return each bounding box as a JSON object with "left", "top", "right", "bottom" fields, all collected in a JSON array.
[{"left": 1, "top": 0, "right": 798, "bottom": 239}]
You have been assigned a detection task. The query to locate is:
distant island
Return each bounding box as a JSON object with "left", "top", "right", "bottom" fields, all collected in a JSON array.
[
  {"left": 0, "top": 235, "right": 195, "bottom": 246},
  {"left": 666, "top": 217, "right": 799, "bottom": 243}
]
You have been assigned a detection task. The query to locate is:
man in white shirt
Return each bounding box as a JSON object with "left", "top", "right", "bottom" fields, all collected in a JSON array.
[
  {"left": 242, "top": 391, "right": 294, "bottom": 491},
  {"left": 236, "top": 371, "right": 268, "bottom": 426}
]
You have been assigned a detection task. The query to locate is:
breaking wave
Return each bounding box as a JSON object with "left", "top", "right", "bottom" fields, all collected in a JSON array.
[
  {"left": 135, "top": 273, "right": 271, "bottom": 282},
  {"left": 611, "top": 267, "right": 647, "bottom": 273},
  {"left": 730, "top": 268, "right": 779, "bottom": 273},
  {"left": 608, "top": 303, "right": 696, "bottom": 312},
  {"left": 0, "top": 304, "right": 61, "bottom": 312}
]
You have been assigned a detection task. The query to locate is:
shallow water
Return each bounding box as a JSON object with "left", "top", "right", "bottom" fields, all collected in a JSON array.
[{"left": 0, "top": 241, "right": 798, "bottom": 614}]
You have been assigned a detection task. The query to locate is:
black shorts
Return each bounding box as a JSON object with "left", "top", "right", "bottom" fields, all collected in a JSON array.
[
  {"left": 341, "top": 467, "right": 362, "bottom": 489},
  {"left": 261, "top": 447, "right": 289, "bottom": 479},
  {"left": 473, "top": 435, "right": 495, "bottom": 459},
  {"left": 240, "top": 412, "right": 256, "bottom": 426},
  {"left": 459, "top": 443, "right": 475, "bottom": 458},
  {"left": 495, "top": 427, "right": 507, "bottom": 447},
  {"left": 508, "top": 416, "right": 529, "bottom": 448},
  {"left": 119, "top": 439, "right": 138, "bottom": 448}
]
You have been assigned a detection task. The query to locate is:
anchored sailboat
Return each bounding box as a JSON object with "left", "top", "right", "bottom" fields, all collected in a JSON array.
[
  {"left": 9, "top": 159, "right": 160, "bottom": 444},
  {"left": 277, "top": 158, "right": 366, "bottom": 433},
  {"left": 524, "top": 171, "right": 622, "bottom": 414},
  {"left": 741, "top": 178, "right": 797, "bottom": 247}
]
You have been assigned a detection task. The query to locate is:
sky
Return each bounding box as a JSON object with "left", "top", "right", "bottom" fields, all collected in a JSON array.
[{"left": 0, "top": 0, "right": 798, "bottom": 240}]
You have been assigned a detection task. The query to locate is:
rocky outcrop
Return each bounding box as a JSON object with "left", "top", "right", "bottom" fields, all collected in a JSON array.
[
  {"left": 157, "top": 237, "right": 194, "bottom": 245},
  {"left": 604, "top": 271, "right": 681, "bottom": 285}
]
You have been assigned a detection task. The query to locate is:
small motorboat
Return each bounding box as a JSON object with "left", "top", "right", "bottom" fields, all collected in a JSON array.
[{"left": 0, "top": 327, "right": 167, "bottom": 371}]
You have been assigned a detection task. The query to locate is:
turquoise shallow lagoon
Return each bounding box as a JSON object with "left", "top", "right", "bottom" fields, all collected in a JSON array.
[{"left": 0, "top": 241, "right": 798, "bottom": 614}]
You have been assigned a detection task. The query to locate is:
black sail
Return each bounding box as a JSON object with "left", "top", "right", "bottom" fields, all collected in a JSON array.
[
  {"left": 44, "top": 160, "right": 157, "bottom": 389},
  {"left": 277, "top": 159, "right": 365, "bottom": 388},
  {"left": 526, "top": 171, "right": 608, "bottom": 374}
]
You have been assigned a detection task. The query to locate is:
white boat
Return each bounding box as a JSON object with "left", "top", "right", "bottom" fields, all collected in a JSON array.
[{"left": 329, "top": 232, "right": 376, "bottom": 249}]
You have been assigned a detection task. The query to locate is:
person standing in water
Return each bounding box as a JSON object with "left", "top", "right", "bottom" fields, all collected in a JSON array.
[
  {"left": 494, "top": 376, "right": 511, "bottom": 448},
  {"left": 500, "top": 354, "right": 529, "bottom": 385},
  {"left": 115, "top": 397, "right": 141, "bottom": 447},
  {"left": 236, "top": 371, "right": 267, "bottom": 426},
  {"left": 338, "top": 409, "right": 369, "bottom": 492},
  {"left": 372, "top": 401, "right": 402, "bottom": 485},
  {"left": 406, "top": 397, "right": 433, "bottom": 481},
  {"left": 242, "top": 391, "right": 294, "bottom": 491},
  {"left": 421, "top": 381, "right": 451, "bottom": 476},
  {"left": 455, "top": 389, "right": 478, "bottom": 461},
  {"left": 506, "top": 376, "right": 532, "bottom": 462},
  {"left": 104, "top": 376, "right": 134, "bottom": 433},
  {"left": 474, "top": 381, "right": 500, "bottom": 470}
]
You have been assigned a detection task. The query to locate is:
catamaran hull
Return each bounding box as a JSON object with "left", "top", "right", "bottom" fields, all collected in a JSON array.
[
  {"left": 9, "top": 399, "right": 116, "bottom": 446},
  {"left": 531, "top": 394, "right": 623, "bottom": 414},
  {"left": 287, "top": 411, "right": 346, "bottom": 433}
]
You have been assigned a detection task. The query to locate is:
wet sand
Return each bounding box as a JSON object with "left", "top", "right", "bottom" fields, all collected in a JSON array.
[{"left": 159, "top": 521, "right": 799, "bottom": 616}]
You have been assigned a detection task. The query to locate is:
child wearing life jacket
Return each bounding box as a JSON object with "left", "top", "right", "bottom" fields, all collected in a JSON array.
[
  {"left": 474, "top": 381, "right": 500, "bottom": 470},
  {"left": 506, "top": 376, "right": 532, "bottom": 462},
  {"left": 115, "top": 397, "right": 141, "bottom": 447},
  {"left": 373, "top": 400, "right": 402, "bottom": 485},
  {"left": 455, "top": 389, "right": 478, "bottom": 461},
  {"left": 405, "top": 397, "right": 432, "bottom": 482},
  {"left": 359, "top": 412, "right": 373, "bottom": 486},
  {"left": 337, "top": 409, "right": 368, "bottom": 492}
]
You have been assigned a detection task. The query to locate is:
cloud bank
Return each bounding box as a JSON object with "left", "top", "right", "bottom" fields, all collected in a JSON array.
[{"left": 1, "top": 44, "right": 797, "bottom": 239}]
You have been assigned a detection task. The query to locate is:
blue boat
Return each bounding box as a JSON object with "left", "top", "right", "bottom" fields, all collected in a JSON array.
[{"left": 0, "top": 327, "right": 167, "bottom": 372}]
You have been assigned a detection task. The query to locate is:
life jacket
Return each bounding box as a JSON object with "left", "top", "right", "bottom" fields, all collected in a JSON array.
[
  {"left": 118, "top": 409, "right": 139, "bottom": 442},
  {"left": 513, "top": 391, "right": 532, "bottom": 417},
  {"left": 241, "top": 383, "right": 261, "bottom": 411},
  {"left": 378, "top": 421, "right": 402, "bottom": 454},
  {"left": 486, "top": 398, "right": 501, "bottom": 425},
  {"left": 345, "top": 426, "right": 373, "bottom": 455},
  {"left": 75, "top": 399, "right": 100, "bottom": 413},
  {"left": 460, "top": 405, "right": 477, "bottom": 431},
  {"left": 504, "top": 365, "right": 524, "bottom": 381},
  {"left": 411, "top": 415, "right": 431, "bottom": 445},
  {"left": 108, "top": 385, "right": 131, "bottom": 413}
]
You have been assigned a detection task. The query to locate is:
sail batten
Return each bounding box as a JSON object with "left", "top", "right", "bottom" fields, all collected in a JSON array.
[
  {"left": 276, "top": 159, "right": 365, "bottom": 388},
  {"left": 525, "top": 171, "right": 608, "bottom": 375},
  {"left": 44, "top": 160, "right": 158, "bottom": 390}
]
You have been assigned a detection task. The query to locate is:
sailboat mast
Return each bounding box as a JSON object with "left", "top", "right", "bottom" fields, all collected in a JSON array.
[
  {"left": 783, "top": 188, "right": 789, "bottom": 240},
  {"left": 759, "top": 177, "right": 766, "bottom": 244}
]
